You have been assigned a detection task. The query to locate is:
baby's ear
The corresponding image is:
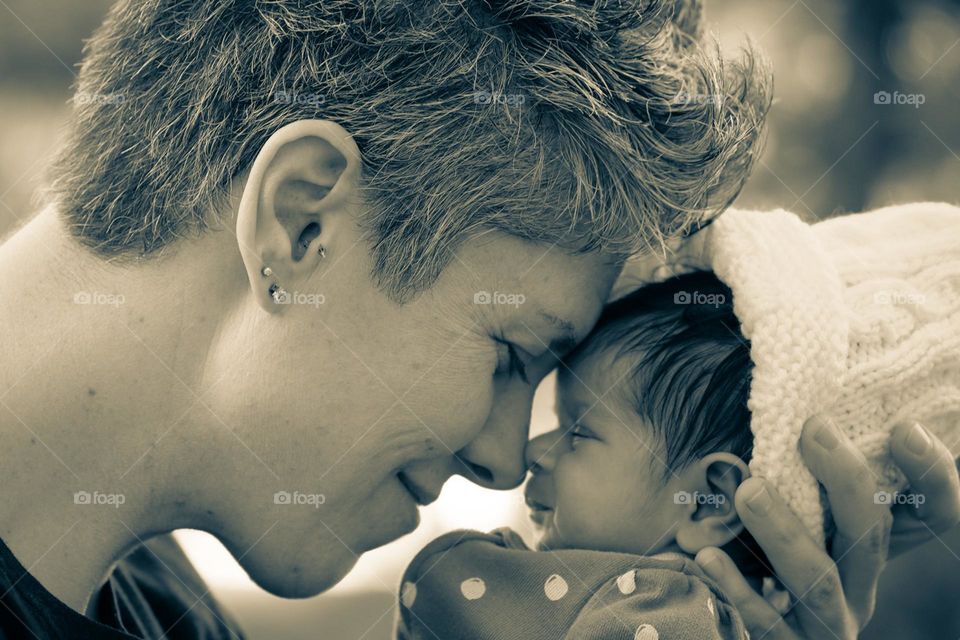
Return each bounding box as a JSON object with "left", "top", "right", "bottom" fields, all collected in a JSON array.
[{"left": 673, "top": 453, "right": 750, "bottom": 554}]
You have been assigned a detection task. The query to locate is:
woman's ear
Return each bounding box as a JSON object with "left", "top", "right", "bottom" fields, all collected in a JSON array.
[
  {"left": 674, "top": 452, "right": 750, "bottom": 554},
  {"left": 236, "top": 119, "right": 361, "bottom": 313}
]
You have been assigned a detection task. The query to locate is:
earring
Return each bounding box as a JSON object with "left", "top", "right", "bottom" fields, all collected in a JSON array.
[
  {"left": 269, "top": 283, "right": 288, "bottom": 304},
  {"left": 317, "top": 245, "right": 326, "bottom": 259},
  {"left": 261, "top": 267, "right": 273, "bottom": 278}
]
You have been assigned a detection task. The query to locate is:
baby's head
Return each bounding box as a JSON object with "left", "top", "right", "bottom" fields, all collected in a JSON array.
[{"left": 525, "top": 270, "right": 763, "bottom": 564}]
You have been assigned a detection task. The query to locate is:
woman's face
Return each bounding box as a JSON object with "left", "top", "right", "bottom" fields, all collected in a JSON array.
[{"left": 201, "top": 230, "right": 620, "bottom": 597}]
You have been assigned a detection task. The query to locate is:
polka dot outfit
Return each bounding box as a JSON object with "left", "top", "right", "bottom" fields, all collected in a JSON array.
[
  {"left": 395, "top": 528, "right": 749, "bottom": 639},
  {"left": 614, "top": 203, "right": 960, "bottom": 547}
]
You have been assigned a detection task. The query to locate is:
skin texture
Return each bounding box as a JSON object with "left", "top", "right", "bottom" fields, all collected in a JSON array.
[
  {"left": 523, "top": 347, "right": 749, "bottom": 556},
  {"left": 695, "top": 419, "right": 960, "bottom": 640},
  {"left": 523, "top": 332, "right": 960, "bottom": 640},
  {"left": 0, "top": 120, "right": 956, "bottom": 640},
  {"left": 0, "top": 120, "right": 620, "bottom": 611},
  {"left": 620, "top": 220, "right": 960, "bottom": 638}
]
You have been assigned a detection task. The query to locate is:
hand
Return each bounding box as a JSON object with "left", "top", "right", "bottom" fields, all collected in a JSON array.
[
  {"left": 885, "top": 422, "right": 960, "bottom": 557},
  {"left": 694, "top": 418, "right": 960, "bottom": 640}
]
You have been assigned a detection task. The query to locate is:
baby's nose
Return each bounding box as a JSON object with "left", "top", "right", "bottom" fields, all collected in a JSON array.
[{"left": 524, "top": 427, "right": 567, "bottom": 472}]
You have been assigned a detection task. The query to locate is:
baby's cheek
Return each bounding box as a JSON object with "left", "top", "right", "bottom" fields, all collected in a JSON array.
[
  {"left": 555, "top": 482, "right": 605, "bottom": 541},
  {"left": 562, "top": 470, "right": 649, "bottom": 549}
]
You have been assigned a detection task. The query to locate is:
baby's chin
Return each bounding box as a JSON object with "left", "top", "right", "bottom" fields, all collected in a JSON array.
[
  {"left": 533, "top": 526, "right": 568, "bottom": 551},
  {"left": 534, "top": 526, "right": 649, "bottom": 556},
  {"left": 535, "top": 539, "right": 562, "bottom": 551}
]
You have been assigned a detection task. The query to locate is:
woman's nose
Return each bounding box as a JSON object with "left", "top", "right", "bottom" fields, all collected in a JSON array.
[
  {"left": 525, "top": 428, "right": 566, "bottom": 473},
  {"left": 456, "top": 433, "right": 527, "bottom": 490},
  {"left": 455, "top": 381, "right": 534, "bottom": 490}
]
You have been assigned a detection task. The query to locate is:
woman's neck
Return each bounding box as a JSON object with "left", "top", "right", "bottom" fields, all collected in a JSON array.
[{"left": 0, "top": 207, "right": 225, "bottom": 613}]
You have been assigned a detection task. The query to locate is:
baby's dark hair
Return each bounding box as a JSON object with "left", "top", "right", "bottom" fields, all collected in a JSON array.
[
  {"left": 570, "top": 270, "right": 754, "bottom": 474},
  {"left": 568, "top": 270, "right": 771, "bottom": 576}
]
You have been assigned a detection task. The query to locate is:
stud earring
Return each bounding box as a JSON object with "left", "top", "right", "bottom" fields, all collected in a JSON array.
[
  {"left": 261, "top": 267, "right": 273, "bottom": 278},
  {"left": 269, "top": 283, "right": 288, "bottom": 305}
]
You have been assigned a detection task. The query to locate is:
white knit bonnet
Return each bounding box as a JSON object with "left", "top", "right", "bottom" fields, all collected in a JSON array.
[{"left": 612, "top": 204, "right": 960, "bottom": 546}]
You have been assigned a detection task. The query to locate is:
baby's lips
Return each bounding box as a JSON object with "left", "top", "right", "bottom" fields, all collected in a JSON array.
[
  {"left": 523, "top": 482, "right": 554, "bottom": 513},
  {"left": 528, "top": 507, "right": 551, "bottom": 527},
  {"left": 524, "top": 470, "right": 555, "bottom": 504},
  {"left": 524, "top": 488, "right": 553, "bottom": 527}
]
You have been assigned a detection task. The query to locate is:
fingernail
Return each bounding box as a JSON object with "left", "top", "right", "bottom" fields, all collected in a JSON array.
[
  {"left": 905, "top": 422, "right": 931, "bottom": 456},
  {"left": 746, "top": 483, "right": 771, "bottom": 515},
  {"left": 697, "top": 549, "right": 723, "bottom": 575},
  {"left": 812, "top": 418, "right": 839, "bottom": 450}
]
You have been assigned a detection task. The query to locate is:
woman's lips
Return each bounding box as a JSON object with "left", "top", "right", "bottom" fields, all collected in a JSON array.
[{"left": 397, "top": 471, "right": 439, "bottom": 506}]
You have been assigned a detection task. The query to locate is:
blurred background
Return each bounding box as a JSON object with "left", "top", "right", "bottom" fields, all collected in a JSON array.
[{"left": 1, "top": 1, "right": 958, "bottom": 638}]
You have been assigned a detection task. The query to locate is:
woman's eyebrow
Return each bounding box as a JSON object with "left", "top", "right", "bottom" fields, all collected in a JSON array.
[{"left": 538, "top": 311, "right": 581, "bottom": 354}]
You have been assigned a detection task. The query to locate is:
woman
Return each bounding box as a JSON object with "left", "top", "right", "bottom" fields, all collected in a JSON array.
[{"left": 0, "top": 0, "right": 956, "bottom": 637}]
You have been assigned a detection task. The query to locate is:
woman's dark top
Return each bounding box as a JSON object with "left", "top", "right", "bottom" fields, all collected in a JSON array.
[{"left": 0, "top": 533, "right": 244, "bottom": 639}]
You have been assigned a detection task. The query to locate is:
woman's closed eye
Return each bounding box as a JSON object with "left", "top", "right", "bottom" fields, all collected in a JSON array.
[{"left": 495, "top": 339, "right": 530, "bottom": 384}]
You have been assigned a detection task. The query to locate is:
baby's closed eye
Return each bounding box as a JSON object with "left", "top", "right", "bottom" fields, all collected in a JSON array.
[{"left": 569, "top": 422, "right": 599, "bottom": 447}]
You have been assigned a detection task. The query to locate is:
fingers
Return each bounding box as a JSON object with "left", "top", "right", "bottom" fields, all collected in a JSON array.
[
  {"left": 695, "top": 547, "right": 794, "bottom": 640},
  {"left": 799, "top": 417, "right": 887, "bottom": 539},
  {"left": 734, "top": 478, "right": 855, "bottom": 638},
  {"left": 889, "top": 422, "right": 960, "bottom": 536},
  {"left": 799, "top": 417, "right": 889, "bottom": 627},
  {"left": 826, "top": 518, "right": 888, "bottom": 628}
]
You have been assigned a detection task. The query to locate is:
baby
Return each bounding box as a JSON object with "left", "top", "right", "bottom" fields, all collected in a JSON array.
[
  {"left": 396, "top": 271, "right": 760, "bottom": 640},
  {"left": 395, "top": 204, "right": 960, "bottom": 640}
]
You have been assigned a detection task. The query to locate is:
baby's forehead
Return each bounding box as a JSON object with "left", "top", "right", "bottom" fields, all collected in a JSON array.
[
  {"left": 559, "top": 337, "right": 640, "bottom": 388},
  {"left": 555, "top": 346, "right": 644, "bottom": 416}
]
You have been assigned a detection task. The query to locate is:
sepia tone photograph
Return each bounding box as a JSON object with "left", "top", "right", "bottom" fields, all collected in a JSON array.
[{"left": 0, "top": 1, "right": 958, "bottom": 638}]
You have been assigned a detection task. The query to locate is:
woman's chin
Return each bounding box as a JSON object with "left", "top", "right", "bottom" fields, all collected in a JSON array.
[{"left": 244, "top": 553, "right": 359, "bottom": 599}]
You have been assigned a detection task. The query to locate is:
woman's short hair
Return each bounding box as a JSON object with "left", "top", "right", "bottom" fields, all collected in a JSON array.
[{"left": 50, "top": 0, "right": 770, "bottom": 300}]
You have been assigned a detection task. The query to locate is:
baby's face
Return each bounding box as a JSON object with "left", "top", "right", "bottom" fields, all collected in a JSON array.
[{"left": 524, "top": 348, "right": 682, "bottom": 555}]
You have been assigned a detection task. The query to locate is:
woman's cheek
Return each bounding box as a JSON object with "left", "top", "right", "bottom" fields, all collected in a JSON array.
[
  {"left": 451, "top": 374, "right": 497, "bottom": 444},
  {"left": 409, "top": 366, "right": 497, "bottom": 448}
]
